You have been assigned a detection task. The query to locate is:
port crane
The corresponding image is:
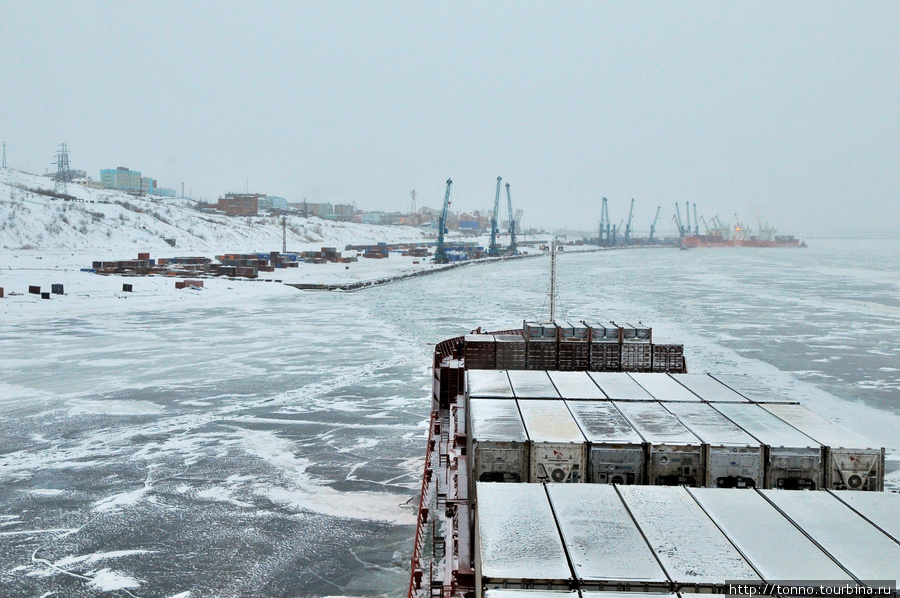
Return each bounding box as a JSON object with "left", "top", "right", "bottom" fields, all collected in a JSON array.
[
  {"left": 488, "top": 176, "right": 502, "bottom": 257},
  {"left": 649, "top": 206, "right": 661, "bottom": 243},
  {"left": 674, "top": 203, "right": 687, "bottom": 238},
  {"left": 624, "top": 198, "right": 635, "bottom": 245},
  {"left": 505, "top": 182, "right": 517, "bottom": 255},
  {"left": 434, "top": 178, "right": 453, "bottom": 264},
  {"left": 599, "top": 197, "right": 610, "bottom": 246}
]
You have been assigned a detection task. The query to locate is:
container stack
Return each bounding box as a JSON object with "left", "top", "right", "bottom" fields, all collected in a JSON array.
[
  {"left": 523, "top": 321, "right": 558, "bottom": 370},
  {"left": 464, "top": 335, "right": 497, "bottom": 370},
  {"left": 618, "top": 322, "right": 652, "bottom": 372},
  {"left": 493, "top": 334, "right": 526, "bottom": 369},
  {"left": 585, "top": 322, "right": 621, "bottom": 372},
  {"left": 557, "top": 321, "right": 590, "bottom": 371}
]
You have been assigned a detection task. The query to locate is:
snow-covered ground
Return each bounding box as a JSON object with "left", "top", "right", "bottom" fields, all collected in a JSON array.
[{"left": 1, "top": 175, "right": 898, "bottom": 597}]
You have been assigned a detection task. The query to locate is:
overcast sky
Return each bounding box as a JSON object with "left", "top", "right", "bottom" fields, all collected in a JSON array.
[{"left": 2, "top": 2, "right": 897, "bottom": 235}]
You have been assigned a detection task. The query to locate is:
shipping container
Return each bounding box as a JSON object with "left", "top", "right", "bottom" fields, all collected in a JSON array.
[
  {"left": 708, "top": 373, "right": 798, "bottom": 404},
  {"left": 711, "top": 403, "right": 823, "bottom": 490},
  {"left": 613, "top": 402, "right": 703, "bottom": 486},
  {"left": 523, "top": 321, "right": 558, "bottom": 340},
  {"left": 546, "top": 484, "right": 670, "bottom": 591},
  {"left": 557, "top": 322, "right": 590, "bottom": 371},
  {"left": 525, "top": 339, "right": 557, "bottom": 370},
  {"left": 474, "top": 483, "right": 573, "bottom": 596},
  {"left": 617, "top": 485, "right": 761, "bottom": 589},
  {"left": 687, "top": 488, "right": 855, "bottom": 582},
  {"left": 670, "top": 373, "right": 750, "bottom": 403},
  {"left": 494, "top": 335, "right": 526, "bottom": 370},
  {"left": 588, "top": 372, "right": 652, "bottom": 401},
  {"left": 761, "top": 403, "right": 884, "bottom": 491},
  {"left": 651, "top": 344, "right": 684, "bottom": 373},
  {"left": 547, "top": 371, "right": 606, "bottom": 400},
  {"left": 51, "top": 283, "right": 64, "bottom": 295},
  {"left": 467, "top": 370, "right": 514, "bottom": 399},
  {"left": 624, "top": 322, "right": 652, "bottom": 342},
  {"left": 828, "top": 490, "right": 900, "bottom": 545},
  {"left": 567, "top": 401, "right": 644, "bottom": 485},
  {"left": 465, "top": 335, "right": 497, "bottom": 370},
  {"left": 507, "top": 370, "right": 559, "bottom": 399},
  {"left": 518, "top": 400, "right": 587, "bottom": 483},
  {"left": 585, "top": 322, "right": 621, "bottom": 372},
  {"left": 663, "top": 402, "right": 763, "bottom": 488},
  {"left": 628, "top": 373, "right": 701, "bottom": 402},
  {"left": 468, "top": 399, "right": 529, "bottom": 486},
  {"left": 484, "top": 591, "right": 578, "bottom": 598},
  {"left": 760, "top": 490, "right": 900, "bottom": 585}
]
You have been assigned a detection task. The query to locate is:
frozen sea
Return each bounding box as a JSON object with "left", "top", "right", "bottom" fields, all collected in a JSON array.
[{"left": 1, "top": 238, "right": 899, "bottom": 597}]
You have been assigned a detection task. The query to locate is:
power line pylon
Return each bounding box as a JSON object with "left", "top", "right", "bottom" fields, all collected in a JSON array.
[{"left": 54, "top": 143, "right": 71, "bottom": 195}]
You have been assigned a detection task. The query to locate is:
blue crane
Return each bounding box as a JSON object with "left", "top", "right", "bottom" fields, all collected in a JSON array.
[
  {"left": 506, "top": 182, "right": 517, "bottom": 255},
  {"left": 434, "top": 178, "right": 453, "bottom": 264},
  {"left": 488, "top": 176, "right": 502, "bottom": 257}
]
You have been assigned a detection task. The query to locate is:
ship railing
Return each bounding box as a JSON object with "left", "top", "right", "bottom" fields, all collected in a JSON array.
[{"left": 408, "top": 406, "right": 438, "bottom": 598}]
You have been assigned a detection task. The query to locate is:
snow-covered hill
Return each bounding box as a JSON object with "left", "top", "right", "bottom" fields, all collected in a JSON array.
[{"left": 0, "top": 168, "right": 427, "bottom": 253}]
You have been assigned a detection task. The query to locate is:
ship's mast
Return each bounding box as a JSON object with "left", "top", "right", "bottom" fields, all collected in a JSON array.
[{"left": 549, "top": 239, "right": 558, "bottom": 322}]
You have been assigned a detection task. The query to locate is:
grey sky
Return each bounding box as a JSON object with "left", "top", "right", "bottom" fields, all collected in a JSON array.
[{"left": 2, "top": 2, "right": 897, "bottom": 235}]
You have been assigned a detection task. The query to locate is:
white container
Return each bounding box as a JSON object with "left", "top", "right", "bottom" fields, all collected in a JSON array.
[
  {"left": 713, "top": 402, "right": 823, "bottom": 490},
  {"left": 629, "top": 372, "right": 702, "bottom": 402},
  {"left": 762, "top": 403, "right": 884, "bottom": 491},
  {"left": 507, "top": 370, "right": 560, "bottom": 399},
  {"left": 617, "top": 485, "right": 761, "bottom": 589},
  {"left": 474, "top": 483, "right": 572, "bottom": 596},
  {"left": 829, "top": 490, "right": 900, "bottom": 545},
  {"left": 547, "top": 371, "right": 605, "bottom": 399},
  {"left": 468, "top": 370, "right": 514, "bottom": 399},
  {"left": 664, "top": 402, "right": 763, "bottom": 488},
  {"left": 468, "top": 399, "right": 529, "bottom": 486},
  {"left": 760, "top": 489, "right": 900, "bottom": 585},
  {"left": 709, "top": 373, "right": 798, "bottom": 404},
  {"left": 518, "top": 400, "right": 587, "bottom": 483},
  {"left": 670, "top": 373, "right": 750, "bottom": 403},
  {"left": 545, "top": 484, "right": 669, "bottom": 591},
  {"left": 567, "top": 400, "right": 645, "bottom": 485},
  {"left": 688, "top": 487, "right": 855, "bottom": 581},
  {"left": 588, "top": 372, "right": 652, "bottom": 400},
  {"left": 614, "top": 401, "right": 703, "bottom": 486}
]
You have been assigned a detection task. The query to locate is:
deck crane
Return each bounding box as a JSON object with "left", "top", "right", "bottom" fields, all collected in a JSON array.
[
  {"left": 624, "top": 198, "right": 635, "bottom": 245},
  {"left": 488, "top": 176, "right": 502, "bottom": 257},
  {"left": 505, "top": 182, "right": 517, "bottom": 255},
  {"left": 649, "top": 206, "right": 661, "bottom": 243},
  {"left": 434, "top": 178, "right": 453, "bottom": 264}
]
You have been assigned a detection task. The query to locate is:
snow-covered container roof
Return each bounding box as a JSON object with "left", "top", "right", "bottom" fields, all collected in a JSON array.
[
  {"left": 664, "top": 402, "right": 760, "bottom": 446},
  {"left": 546, "top": 484, "right": 669, "bottom": 585},
  {"left": 761, "top": 403, "right": 880, "bottom": 449},
  {"left": 669, "top": 374, "right": 750, "bottom": 403},
  {"left": 485, "top": 591, "right": 578, "bottom": 598},
  {"left": 712, "top": 403, "right": 820, "bottom": 448},
  {"left": 617, "top": 485, "right": 761, "bottom": 584},
  {"left": 476, "top": 483, "right": 572, "bottom": 584},
  {"left": 613, "top": 401, "right": 701, "bottom": 445},
  {"left": 467, "top": 370, "right": 514, "bottom": 398},
  {"left": 830, "top": 490, "right": 900, "bottom": 545},
  {"left": 517, "top": 400, "right": 586, "bottom": 444},
  {"left": 710, "top": 373, "right": 798, "bottom": 404},
  {"left": 629, "top": 373, "right": 702, "bottom": 402},
  {"left": 547, "top": 371, "right": 606, "bottom": 399},
  {"left": 566, "top": 401, "right": 644, "bottom": 444},
  {"left": 760, "top": 489, "right": 900, "bottom": 584},
  {"left": 588, "top": 372, "right": 651, "bottom": 400},
  {"left": 507, "top": 370, "right": 560, "bottom": 399},
  {"left": 688, "top": 488, "right": 854, "bottom": 581},
  {"left": 469, "top": 399, "right": 528, "bottom": 442}
]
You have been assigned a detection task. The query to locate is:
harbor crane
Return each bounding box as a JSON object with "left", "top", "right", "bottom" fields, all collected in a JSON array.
[
  {"left": 649, "top": 206, "right": 661, "bottom": 243},
  {"left": 600, "top": 197, "right": 610, "bottom": 246},
  {"left": 488, "top": 176, "right": 502, "bottom": 257},
  {"left": 674, "top": 202, "right": 687, "bottom": 238},
  {"left": 506, "top": 182, "right": 517, "bottom": 255},
  {"left": 434, "top": 178, "right": 453, "bottom": 264},
  {"left": 624, "top": 198, "right": 635, "bottom": 245}
]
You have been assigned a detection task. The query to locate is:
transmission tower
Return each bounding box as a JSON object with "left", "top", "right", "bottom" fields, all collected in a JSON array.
[{"left": 53, "top": 143, "right": 71, "bottom": 195}]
